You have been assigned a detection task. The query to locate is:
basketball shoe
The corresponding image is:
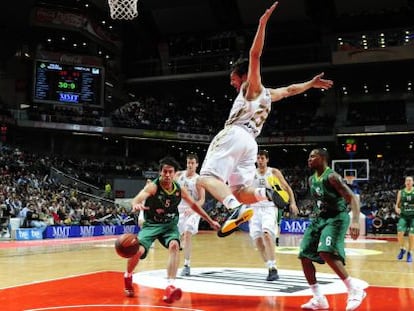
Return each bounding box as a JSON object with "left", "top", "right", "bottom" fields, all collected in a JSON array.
[
  {"left": 163, "top": 285, "right": 182, "bottom": 303},
  {"left": 407, "top": 252, "right": 412, "bottom": 263},
  {"left": 397, "top": 248, "right": 406, "bottom": 260},
  {"left": 180, "top": 265, "right": 190, "bottom": 276},
  {"left": 301, "top": 296, "right": 329, "bottom": 310},
  {"left": 266, "top": 188, "right": 288, "bottom": 210},
  {"left": 266, "top": 176, "right": 290, "bottom": 209},
  {"left": 346, "top": 287, "right": 366, "bottom": 311},
  {"left": 217, "top": 205, "right": 253, "bottom": 238},
  {"left": 266, "top": 267, "right": 279, "bottom": 281},
  {"left": 124, "top": 275, "right": 134, "bottom": 297}
]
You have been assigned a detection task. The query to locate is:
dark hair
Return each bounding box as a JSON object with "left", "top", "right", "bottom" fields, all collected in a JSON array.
[
  {"left": 314, "top": 148, "right": 330, "bottom": 162},
  {"left": 159, "top": 156, "right": 180, "bottom": 171},
  {"left": 231, "top": 58, "right": 249, "bottom": 77},
  {"left": 258, "top": 149, "right": 269, "bottom": 159},
  {"left": 186, "top": 153, "right": 199, "bottom": 163}
]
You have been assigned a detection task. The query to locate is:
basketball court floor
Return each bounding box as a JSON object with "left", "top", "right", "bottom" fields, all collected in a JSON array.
[{"left": 0, "top": 231, "right": 413, "bottom": 310}]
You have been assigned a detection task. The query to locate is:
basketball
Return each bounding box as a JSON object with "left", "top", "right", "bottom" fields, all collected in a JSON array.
[{"left": 115, "top": 233, "right": 139, "bottom": 258}]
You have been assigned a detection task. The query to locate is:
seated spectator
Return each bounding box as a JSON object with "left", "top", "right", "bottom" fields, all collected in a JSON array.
[{"left": 22, "top": 204, "right": 48, "bottom": 231}]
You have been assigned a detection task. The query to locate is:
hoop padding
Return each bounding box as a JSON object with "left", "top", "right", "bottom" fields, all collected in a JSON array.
[{"left": 108, "top": 0, "right": 138, "bottom": 20}]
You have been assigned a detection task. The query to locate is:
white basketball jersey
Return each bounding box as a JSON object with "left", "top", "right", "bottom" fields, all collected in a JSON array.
[
  {"left": 177, "top": 172, "right": 200, "bottom": 209},
  {"left": 251, "top": 167, "right": 275, "bottom": 208},
  {"left": 225, "top": 86, "right": 272, "bottom": 138}
]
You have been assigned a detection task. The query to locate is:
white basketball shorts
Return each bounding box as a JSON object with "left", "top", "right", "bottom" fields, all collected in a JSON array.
[
  {"left": 178, "top": 206, "right": 201, "bottom": 235},
  {"left": 249, "top": 204, "right": 277, "bottom": 240},
  {"left": 200, "top": 125, "right": 257, "bottom": 188}
]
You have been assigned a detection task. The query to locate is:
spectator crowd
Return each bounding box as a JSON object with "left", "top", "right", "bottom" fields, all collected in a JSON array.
[
  {"left": 1, "top": 143, "right": 412, "bottom": 238},
  {"left": 0, "top": 145, "right": 136, "bottom": 239}
]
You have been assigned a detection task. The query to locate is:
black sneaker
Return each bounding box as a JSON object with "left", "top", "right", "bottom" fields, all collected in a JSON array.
[
  {"left": 217, "top": 205, "right": 253, "bottom": 238},
  {"left": 266, "top": 267, "right": 279, "bottom": 281},
  {"left": 266, "top": 188, "right": 288, "bottom": 209}
]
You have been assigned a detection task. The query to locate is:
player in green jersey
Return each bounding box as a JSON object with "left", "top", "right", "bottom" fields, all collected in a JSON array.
[
  {"left": 123, "top": 157, "right": 220, "bottom": 303},
  {"left": 395, "top": 176, "right": 414, "bottom": 262},
  {"left": 299, "top": 149, "right": 366, "bottom": 311}
]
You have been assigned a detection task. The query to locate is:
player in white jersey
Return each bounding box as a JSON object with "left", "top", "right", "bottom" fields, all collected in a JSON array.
[
  {"left": 249, "top": 150, "right": 298, "bottom": 281},
  {"left": 198, "top": 2, "right": 333, "bottom": 237},
  {"left": 175, "top": 153, "right": 205, "bottom": 276}
]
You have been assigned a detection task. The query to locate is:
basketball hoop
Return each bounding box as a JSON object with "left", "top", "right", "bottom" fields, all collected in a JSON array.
[
  {"left": 344, "top": 175, "right": 355, "bottom": 185},
  {"left": 108, "top": 0, "right": 139, "bottom": 20}
]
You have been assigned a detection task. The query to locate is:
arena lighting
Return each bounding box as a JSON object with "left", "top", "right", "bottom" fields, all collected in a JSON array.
[
  {"left": 337, "top": 131, "right": 414, "bottom": 137},
  {"left": 259, "top": 143, "right": 317, "bottom": 147},
  {"left": 72, "top": 132, "right": 102, "bottom": 137},
  {"left": 121, "top": 136, "right": 210, "bottom": 144}
]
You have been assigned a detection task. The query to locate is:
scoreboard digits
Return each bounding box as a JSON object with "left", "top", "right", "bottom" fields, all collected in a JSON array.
[{"left": 33, "top": 60, "right": 104, "bottom": 107}]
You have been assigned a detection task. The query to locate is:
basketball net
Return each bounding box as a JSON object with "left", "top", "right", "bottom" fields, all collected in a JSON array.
[
  {"left": 108, "top": 0, "right": 138, "bottom": 20},
  {"left": 344, "top": 175, "right": 355, "bottom": 185}
]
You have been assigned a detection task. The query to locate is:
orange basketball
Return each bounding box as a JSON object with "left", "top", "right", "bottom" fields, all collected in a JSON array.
[{"left": 115, "top": 233, "right": 139, "bottom": 258}]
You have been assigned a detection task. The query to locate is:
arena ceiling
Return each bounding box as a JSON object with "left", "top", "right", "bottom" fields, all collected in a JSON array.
[
  {"left": 0, "top": 0, "right": 411, "bottom": 51},
  {"left": 90, "top": 0, "right": 412, "bottom": 35}
]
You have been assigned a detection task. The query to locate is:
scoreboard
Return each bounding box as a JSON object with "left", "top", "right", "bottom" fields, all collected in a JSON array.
[{"left": 33, "top": 60, "right": 104, "bottom": 107}]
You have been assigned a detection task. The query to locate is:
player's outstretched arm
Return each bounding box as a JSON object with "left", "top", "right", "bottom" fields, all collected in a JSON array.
[
  {"left": 245, "top": 1, "right": 278, "bottom": 100},
  {"left": 269, "top": 72, "right": 334, "bottom": 102},
  {"left": 131, "top": 182, "right": 156, "bottom": 212}
]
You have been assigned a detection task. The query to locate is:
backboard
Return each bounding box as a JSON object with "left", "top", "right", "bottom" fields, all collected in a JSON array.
[{"left": 331, "top": 159, "right": 369, "bottom": 184}]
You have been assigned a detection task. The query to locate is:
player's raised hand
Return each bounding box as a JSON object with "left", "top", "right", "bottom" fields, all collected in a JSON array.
[
  {"left": 310, "top": 72, "right": 334, "bottom": 90},
  {"left": 259, "top": 1, "right": 278, "bottom": 25}
]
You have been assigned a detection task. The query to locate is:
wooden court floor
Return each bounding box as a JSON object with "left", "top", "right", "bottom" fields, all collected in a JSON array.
[{"left": 0, "top": 231, "right": 413, "bottom": 310}]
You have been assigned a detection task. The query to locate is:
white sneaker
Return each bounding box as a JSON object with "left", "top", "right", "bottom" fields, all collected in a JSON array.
[
  {"left": 346, "top": 287, "right": 366, "bottom": 311},
  {"left": 301, "top": 296, "right": 329, "bottom": 310}
]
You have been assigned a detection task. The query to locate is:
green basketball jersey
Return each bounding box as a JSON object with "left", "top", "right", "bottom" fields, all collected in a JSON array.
[
  {"left": 144, "top": 178, "right": 182, "bottom": 224},
  {"left": 400, "top": 188, "right": 414, "bottom": 216},
  {"left": 310, "top": 167, "right": 347, "bottom": 217}
]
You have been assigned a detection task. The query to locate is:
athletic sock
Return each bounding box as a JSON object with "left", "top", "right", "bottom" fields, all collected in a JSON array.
[
  {"left": 184, "top": 259, "right": 190, "bottom": 266},
  {"left": 124, "top": 272, "right": 133, "bottom": 278},
  {"left": 266, "top": 260, "right": 276, "bottom": 269},
  {"left": 223, "top": 195, "right": 242, "bottom": 210},
  {"left": 343, "top": 277, "right": 354, "bottom": 291},
  {"left": 310, "top": 283, "right": 323, "bottom": 298}
]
